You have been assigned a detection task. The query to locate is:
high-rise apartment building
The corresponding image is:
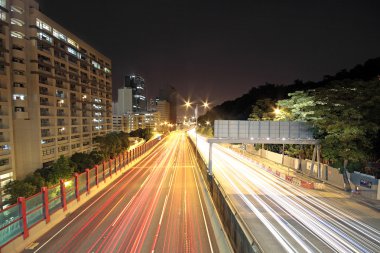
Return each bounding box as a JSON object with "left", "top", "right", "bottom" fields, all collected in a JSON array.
[
  {"left": 112, "top": 112, "right": 159, "bottom": 133},
  {"left": 156, "top": 100, "right": 170, "bottom": 123},
  {"left": 158, "top": 85, "right": 177, "bottom": 123},
  {"left": 0, "top": 0, "right": 112, "bottom": 203},
  {"left": 125, "top": 75, "right": 146, "bottom": 112},
  {"left": 113, "top": 86, "right": 132, "bottom": 115}
]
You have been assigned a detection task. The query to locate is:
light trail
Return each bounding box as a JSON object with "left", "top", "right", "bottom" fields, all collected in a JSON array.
[
  {"left": 189, "top": 130, "right": 380, "bottom": 253},
  {"left": 33, "top": 132, "right": 218, "bottom": 253}
]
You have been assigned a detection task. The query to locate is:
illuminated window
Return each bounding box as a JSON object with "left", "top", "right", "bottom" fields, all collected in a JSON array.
[
  {"left": 104, "top": 67, "right": 111, "bottom": 73},
  {"left": 67, "top": 47, "right": 81, "bottom": 59},
  {"left": 11, "top": 5, "right": 23, "bottom": 14},
  {"left": 53, "top": 29, "right": 66, "bottom": 41},
  {"left": 0, "top": 172, "right": 12, "bottom": 180},
  {"left": 13, "top": 94, "right": 25, "bottom": 100},
  {"left": 11, "top": 18, "right": 24, "bottom": 26},
  {"left": 36, "top": 19, "right": 51, "bottom": 32},
  {"left": 91, "top": 60, "right": 101, "bottom": 70},
  {"left": 0, "top": 0, "right": 6, "bottom": 8},
  {"left": 67, "top": 47, "right": 77, "bottom": 55},
  {"left": 0, "top": 10, "right": 6, "bottom": 21},
  {"left": 67, "top": 38, "right": 79, "bottom": 49},
  {"left": 37, "top": 32, "right": 53, "bottom": 44},
  {"left": 10, "top": 31, "right": 24, "bottom": 39}
]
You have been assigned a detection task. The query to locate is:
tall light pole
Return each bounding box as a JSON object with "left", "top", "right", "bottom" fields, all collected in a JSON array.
[{"left": 185, "top": 100, "right": 209, "bottom": 159}]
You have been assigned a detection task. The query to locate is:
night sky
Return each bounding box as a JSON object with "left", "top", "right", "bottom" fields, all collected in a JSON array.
[{"left": 38, "top": 0, "right": 380, "bottom": 106}]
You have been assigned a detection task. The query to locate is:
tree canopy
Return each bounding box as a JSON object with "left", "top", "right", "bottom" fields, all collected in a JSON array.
[{"left": 276, "top": 79, "right": 380, "bottom": 169}]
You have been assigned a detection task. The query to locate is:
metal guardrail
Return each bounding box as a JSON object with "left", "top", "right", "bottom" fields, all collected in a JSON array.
[{"left": 188, "top": 136, "right": 263, "bottom": 253}]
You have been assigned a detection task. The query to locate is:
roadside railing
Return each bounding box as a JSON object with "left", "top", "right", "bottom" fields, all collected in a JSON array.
[
  {"left": 0, "top": 137, "right": 162, "bottom": 250},
  {"left": 188, "top": 136, "right": 262, "bottom": 253}
]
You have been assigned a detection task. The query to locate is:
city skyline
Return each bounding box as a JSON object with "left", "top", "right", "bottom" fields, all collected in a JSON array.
[{"left": 38, "top": 0, "right": 380, "bottom": 105}]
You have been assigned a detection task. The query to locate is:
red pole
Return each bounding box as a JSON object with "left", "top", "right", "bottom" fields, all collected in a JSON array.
[
  {"left": 18, "top": 197, "right": 29, "bottom": 239},
  {"left": 86, "top": 169, "right": 90, "bottom": 194},
  {"left": 109, "top": 159, "right": 113, "bottom": 178},
  {"left": 103, "top": 161, "right": 106, "bottom": 182},
  {"left": 75, "top": 173, "right": 80, "bottom": 201},
  {"left": 95, "top": 165, "right": 99, "bottom": 187},
  {"left": 60, "top": 179, "right": 67, "bottom": 211},
  {"left": 114, "top": 158, "right": 118, "bottom": 175},
  {"left": 127, "top": 150, "right": 130, "bottom": 163},
  {"left": 41, "top": 187, "right": 50, "bottom": 223}
]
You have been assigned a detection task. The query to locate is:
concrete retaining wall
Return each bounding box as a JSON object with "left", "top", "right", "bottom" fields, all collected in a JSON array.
[{"left": 246, "top": 145, "right": 346, "bottom": 189}]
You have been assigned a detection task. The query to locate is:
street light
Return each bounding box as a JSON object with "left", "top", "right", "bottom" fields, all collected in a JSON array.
[
  {"left": 274, "top": 108, "right": 281, "bottom": 115},
  {"left": 185, "top": 100, "right": 210, "bottom": 159}
]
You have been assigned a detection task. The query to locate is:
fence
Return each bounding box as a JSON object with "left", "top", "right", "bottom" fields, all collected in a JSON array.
[
  {"left": 246, "top": 146, "right": 346, "bottom": 189},
  {"left": 0, "top": 137, "right": 161, "bottom": 250},
  {"left": 188, "top": 136, "right": 262, "bottom": 253}
]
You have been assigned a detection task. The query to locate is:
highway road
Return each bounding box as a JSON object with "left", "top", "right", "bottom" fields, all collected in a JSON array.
[
  {"left": 190, "top": 130, "right": 380, "bottom": 253},
  {"left": 27, "top": 132, "right": 220, "bottom": 253}
]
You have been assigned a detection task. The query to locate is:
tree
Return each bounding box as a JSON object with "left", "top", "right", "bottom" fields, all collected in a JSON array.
[
  {"left": 129, "top": 128, "right": 152, "bottom": 141},
  {"left": 89, "top": 150, "right": 103, "bottom": 165},
  {"left": 248, "top": 98, "right": 276, "bottom": 120},
  {"left": 276, "top": 91, "right": 316, "bottom": 121},
  {"left": 94, "top": 131, "right": 131, "bottom": 159},
  {"left": 277, "top": 80, "right": 380, "bottom": 173},
  {"left": 4, "top": 180, "right": 37, "bottom": 205},
  {"left": 50, "top": 156, "right": 75, "bottom": 183},
  {"left": 71, "top": 152, "right": 95, "bottom": 173}
]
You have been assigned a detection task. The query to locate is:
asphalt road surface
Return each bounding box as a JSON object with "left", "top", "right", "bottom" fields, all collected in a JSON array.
[
  {"left": 27, "top": 131, "right": 219, "bottom": 253},
  {"left": 191, "top": 130, "right": 380, "bottom": 253}
]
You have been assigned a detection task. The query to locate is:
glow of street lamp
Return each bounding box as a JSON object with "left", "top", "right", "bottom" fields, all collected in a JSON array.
[
  {"left": 274, "top": 108, "right": 281, "bottom": 115},
  {"left": 203, "top": 101, "right": 209, "bottom": 108},
  {"left": 185, "top": 101, "right": 191, "bottom": 108}
]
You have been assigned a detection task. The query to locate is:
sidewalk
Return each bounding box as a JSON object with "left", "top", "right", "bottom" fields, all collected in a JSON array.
[{"left": 228, "top": 146, "right": 380, "bottom": 211}]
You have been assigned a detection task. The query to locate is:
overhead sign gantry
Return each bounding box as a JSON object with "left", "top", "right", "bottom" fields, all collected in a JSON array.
[{"left": 207, "top": 120, "right": 320, "bottom": 175}]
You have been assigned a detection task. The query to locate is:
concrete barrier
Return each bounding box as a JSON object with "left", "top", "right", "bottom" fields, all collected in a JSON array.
[{"left": 188, "top": 137, "right": 262, "bottom": 253}]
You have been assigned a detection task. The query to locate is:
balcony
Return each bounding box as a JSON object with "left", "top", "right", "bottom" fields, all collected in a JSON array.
[
  {"left": 15, "top": 111, "right": 28, "bottom": 119},
  {"left": 55, "top": 82, "right": 67, "bottom": 89},
  {"left": 12, "top": 0, "right": 25, "bottom": 9},
  {"left": 0, "top": 124, "right": 9, "bottom": 130},
  {"left": 57, "top": 112, "right": 68, "bottom": 117},
  {"left": 14, "top": 86, "right": 27, "bottom": 94},
  {"left": 41, "top": 132, "right": 52, "bottom": 138},
  {"left": 0, "top": 149, "right": 11, "bottom": 156},
  {"left": 13, "top": 74, "right": 26, "bottom": 84},
  {"left": 57, "top": 137, "right": 69, "bottom": 144},
  {"left": 0, "top": 96, "right": 8, "bottom": 103},
  {"left": 12, "top": 49, "right": 25, "bottom": 59},
  {"left": 11, "top": 24, "right": 25, "bottom": 35},
  {"left": 39, "top": 79, "right": 53, "bottom": 87},
  {"left": 40, "top": 101, "right": 53, "bottom": 107}
]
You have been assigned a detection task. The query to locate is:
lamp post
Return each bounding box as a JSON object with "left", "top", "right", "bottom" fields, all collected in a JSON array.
[{"left": 185, "top": 100, "right": 209, "bottom": 159}]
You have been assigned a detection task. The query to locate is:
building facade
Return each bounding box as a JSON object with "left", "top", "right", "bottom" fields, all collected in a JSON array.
[
  {"left": 113, "top": 86, "right": 132, "bottom": 115},
  {"left": 158, "top": 85, "right": 177, "bottom": 123},
  {"left": 112, "top": 112, "right": 159, "bottom": 133},
  {"left": 0, "top": 0, "right": 112, "bottom": 204},
  {"left": 125, "top": 75, "right": 146, "bottom": 112},
  {"left": 156, "top": 100, "right": 170, "bottom": 123}
]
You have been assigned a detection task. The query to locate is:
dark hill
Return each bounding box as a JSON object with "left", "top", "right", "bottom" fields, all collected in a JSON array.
[{"left": 199, "top": 57, "right": 380, "bottom": 122}]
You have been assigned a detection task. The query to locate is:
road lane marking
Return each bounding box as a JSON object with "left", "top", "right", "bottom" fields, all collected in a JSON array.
[
  {"left": 33, "top": 138, "right": 169, "bottom": 253},
  {"left": 190, "top": 145, "right": 214, "bottom": 253}
]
